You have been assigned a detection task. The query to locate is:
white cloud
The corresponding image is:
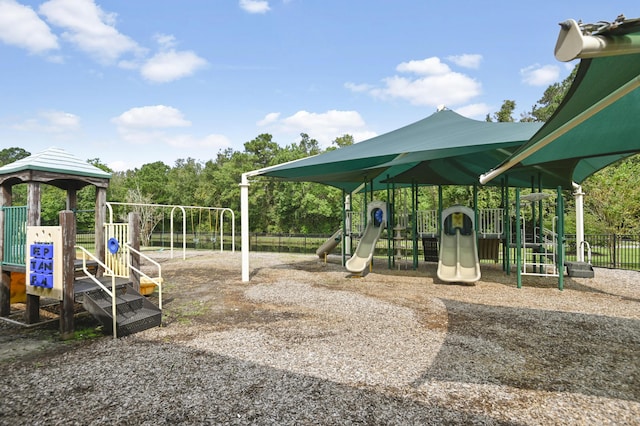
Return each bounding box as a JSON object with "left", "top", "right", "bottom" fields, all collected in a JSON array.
[
  {"left": 11, "top": 110, "right": 80, "bottom": 133},
  {"left": 521, "top": 64, "right": 560, "bottom": 86},
  {"left": 347, "top": 56, "right": 482, "bottom": 108},
  {"left": 112, "top": 105, "right": 191, "bottom": 129},
  {"left": 0, "top": 0, "right": 59, "bottom": 54},
  {"left": 344, "top": 82, "right": 374, "bottom": 93},
  {"left": 396, "top": 57, "right": 450, "bottom": 75},
  {"left": 108, "top": 159, "right": 128, "bottom": 172},
  {"left": 376, "top": 73, "right": 481, "bottom": 107},
  {"left": 4, "top": 1, "right": 205, "bottom": 83},
  {"left": 258, "top": 110, "right": 376, "bottom": 147},
  {"left": 39, "top": 0, "right": 143, "bottom": 64},
  {"left": 111, "top": 105, "right": 230, "bottom": 153},
  {"left": 153, "top": 33, "right": 177, "bottom": 50},
  {"left": 41, "top": 110, "right": 80, "bottom": 132},
  {"left": 140, "top": 49, "right": 208, "bottom": 83},
  {"left": 239, "top": 0, "right": 270, "bottom": 14},
  {"left": 257, "top": 112, "right": 280, "bottom": 126},
  {"left": 455, "top": 103, "right": 492, "bottom": 119},
  {"left": 447, "top": 54, "right": 482, "bottom": 69}
]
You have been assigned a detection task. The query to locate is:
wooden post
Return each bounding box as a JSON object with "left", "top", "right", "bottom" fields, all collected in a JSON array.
[
  {"left": 128, "top": 212, "right": 140, "bottom": 292},
  {"left": 0, "top": 184, "right": 11, "bottom": 317},
  {"left": 95, "top": 188, "right": 106, "bottom": 277},
  {"left": 66, "top": 188, "right": 77, "bottom": 211},
  {"left": 25, "top": 182, "right": 41, "bottom": 324},
  {"left": 60, "top": 210, "right": 76, "bottom": 340}
]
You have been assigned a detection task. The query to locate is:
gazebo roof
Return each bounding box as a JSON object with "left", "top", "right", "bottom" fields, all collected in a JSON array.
[{"left": 0, "top": 147, "right": 111, "bottom": 190}]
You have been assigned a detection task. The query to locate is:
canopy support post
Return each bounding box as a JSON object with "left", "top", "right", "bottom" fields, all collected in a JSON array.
[
  {"left": 573, "top": 183, "right": 585, "bottom": 262},
  {"left": 516, "top": 187, "right": 522, "bottom": 288},
  {"left": 556, "top": 186, "right": 565, "bottom": 290},
  {"left": 240, "top": 173, "right": 250, "bottom": 282}
]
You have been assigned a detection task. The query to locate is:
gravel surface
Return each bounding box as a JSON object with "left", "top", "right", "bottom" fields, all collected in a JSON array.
[{"left": 1, "top": 251, "right": 639, "bottom": 425}]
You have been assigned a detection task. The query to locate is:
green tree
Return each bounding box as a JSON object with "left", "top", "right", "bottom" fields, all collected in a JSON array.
[
  {"left": 486, "top": 100, "right": 516, "bottom": 122},
  {"left": 0, "top": 147, "right": 30, "bottom": 166},
  {"left": 126, "top": 161, "right": 171, "bottom": 204},
  {"left": 522, "top": 65, "right": 578, "bottom": 122},
  {"left": 167, "top": 158, "right": 203, "bottom": 206},
  {"left": 332, "top": 134, "right": 354, "bottom": 148},
  {"left": 582, "top": 155, "right": 640, "bottom": 234}
]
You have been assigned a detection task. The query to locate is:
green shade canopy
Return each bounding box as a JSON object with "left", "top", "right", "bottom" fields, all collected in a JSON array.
[
  {"left": 480, "top": 18, "right": 640, "bottom": 188},
  {"left": 256, "top": 110, "right": 542, "bottom": 191},
  {"left": 256, "top": 17, "right": 640, "bottom": 192}
]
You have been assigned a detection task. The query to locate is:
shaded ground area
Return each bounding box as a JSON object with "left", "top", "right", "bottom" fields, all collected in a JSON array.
[{"left": 1, "top": 251, "right": 639, "bottom": 424}]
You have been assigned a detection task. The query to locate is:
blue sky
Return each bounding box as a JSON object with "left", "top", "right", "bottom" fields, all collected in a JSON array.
[{"left": 0, "top": 0, "right": 637, "bottom": 171}]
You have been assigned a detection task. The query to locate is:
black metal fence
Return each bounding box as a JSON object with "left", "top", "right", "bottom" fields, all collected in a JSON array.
[
  {"left": 75, "top": 231, "right": 640, "bottom": 272},
  {"left": 565, "top": 234, "right": 640, "bottom": 270}
]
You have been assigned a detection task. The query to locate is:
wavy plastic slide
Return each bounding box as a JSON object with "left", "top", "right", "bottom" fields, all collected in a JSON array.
[
  {"left": 346, "top": 201, "right": 386, "bottom": 274},
  {"left": 437, "top": 206, "right": 481, "bottom": 283},
  {"left": 316, "top": 229, "right": 342, "bottom": 258},
  {"left": 346, "top": 220, "right": 384, "bottom": 273}
]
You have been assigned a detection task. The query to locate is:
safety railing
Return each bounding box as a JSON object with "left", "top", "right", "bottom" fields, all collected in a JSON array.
[
  {"left": 126, "top": 243, "right": 163, "bottom": 309},
  {"left": 76, "top": 245, "right": 118, "bottom": 339},
  {"left": 479, "top": 208, "right": 503, "bottom": 237},
  {"left": 346, "top": 210, "right": 364, "bottom": 236},
  {"left": 104, "top": 223, "right": 129, "bottom": 278},
  {"left": 416, "top": 210, "right": 438, "bottom": 236},
  {"left": 1, "top": 205, "right": 27, "bottom": 267}
]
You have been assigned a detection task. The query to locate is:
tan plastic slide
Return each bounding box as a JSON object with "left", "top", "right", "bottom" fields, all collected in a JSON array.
[
  {"left": 437, "top": 229, "right": 481, "bottom": 283},
  {"left": 346, "top": 220, "right": 385, "bottom": 273},
  {"left": 316, "top": 229, "right": 342, "bottom": 258}
]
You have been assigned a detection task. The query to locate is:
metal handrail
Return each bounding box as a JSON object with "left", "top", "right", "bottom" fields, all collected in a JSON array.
[
  {"left": 126, "top": 243, "right": 163, "bottom": 309},
  {"left": 580, "top": 240, "right": 592, "bottom": 264},
  {"left": 75, "top": 245, "right": 118, "bottom": 339}
]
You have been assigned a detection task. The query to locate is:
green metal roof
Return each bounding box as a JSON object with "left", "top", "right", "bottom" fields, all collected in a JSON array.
[
  {"left": 0, "top": 146, "right": 111, "bottom": 178},
  {"left": 0, "top": 146, "right": 111, "bottom": 182},
  {"left": 256, "top": 110, "right": 543, "bottom": 191},
  {"left": 481, "top": 17, "right": 640, "bottom": 188}
]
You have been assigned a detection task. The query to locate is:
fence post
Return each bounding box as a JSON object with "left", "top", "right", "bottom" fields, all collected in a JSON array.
[{"left": 612, "top": 234, "right": 617, "bottom": 268}]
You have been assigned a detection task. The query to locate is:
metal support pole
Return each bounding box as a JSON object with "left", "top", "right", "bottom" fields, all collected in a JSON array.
[
  {"left": 411, "top": 182, "right": 418, "bottom": 270},
  {"left": 516, "top": 188, "right": 522, "bottom": 288},
  {"left": 557, "top": 186, "right": 565, "bottom": 290},
  {"left": 573, "top": 183, "right": 585, "bottom": 262},
  {"left": 386, "top": 177, "right": 391, "bottom": 269},
  {"left": 240, "top": 174, "right": 250, "bottom": 282}
]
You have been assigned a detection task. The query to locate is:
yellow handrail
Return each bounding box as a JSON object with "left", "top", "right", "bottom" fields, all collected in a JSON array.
[
  {"left": 126, "top": 244, "right": 163, "bottom": 310},
  {"left": 75, "top": 245, "right": 118, "bottom": 339}
]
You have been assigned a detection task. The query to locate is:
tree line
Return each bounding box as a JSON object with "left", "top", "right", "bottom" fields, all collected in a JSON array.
[{"left": 2, "top": 66, "right": 639, "bottom": 236}]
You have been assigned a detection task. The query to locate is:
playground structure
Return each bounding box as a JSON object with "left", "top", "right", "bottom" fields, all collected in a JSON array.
[
  {"left": 0, "top": 148, "right": 163, "bottom": 338},
  {"left": 238, "top": 15, "right": 640, "bottom": 287},
  {"left": 1, "top": 149, "right": 238, "bottom": 338},
  {"left": 320, "top": 182, "right": 585, "bottom": 289}
]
